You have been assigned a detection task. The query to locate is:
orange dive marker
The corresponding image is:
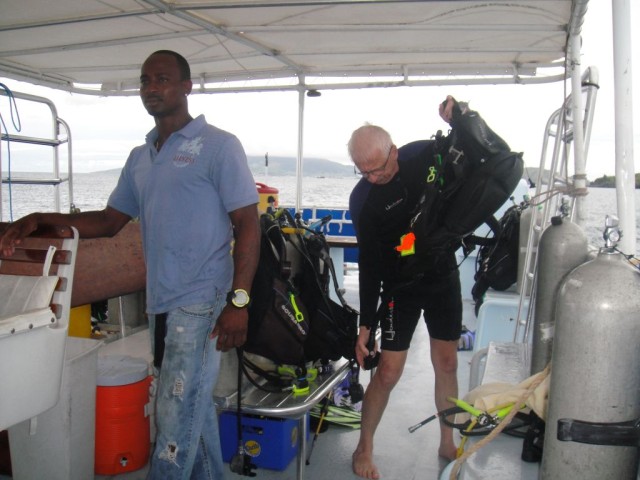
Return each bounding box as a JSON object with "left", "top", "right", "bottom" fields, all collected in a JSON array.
[{"left": 395, "top": 232, "right": 416, "bottom": 256}]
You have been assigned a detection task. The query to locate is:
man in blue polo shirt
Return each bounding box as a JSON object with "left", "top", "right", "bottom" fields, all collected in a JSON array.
[{"left": 0, "top": 50, "right": 260, "bottom": 479}]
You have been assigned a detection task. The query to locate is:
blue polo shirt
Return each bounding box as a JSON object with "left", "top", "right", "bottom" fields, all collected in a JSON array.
[{"left": 108, "top": 115, "right": 258, "bottom": 314}]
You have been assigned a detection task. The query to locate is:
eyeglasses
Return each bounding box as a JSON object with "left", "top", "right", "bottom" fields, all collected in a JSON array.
[{"left": 355, "top": 146, "right": 393, "bottom": 178}]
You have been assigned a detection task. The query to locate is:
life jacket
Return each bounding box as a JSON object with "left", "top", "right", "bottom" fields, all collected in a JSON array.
[{"left": 395, "top": 102, "right": 524, "bottom": 284}]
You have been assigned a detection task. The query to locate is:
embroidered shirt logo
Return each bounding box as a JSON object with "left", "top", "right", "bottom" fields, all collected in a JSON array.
[
  {"left": 173, "top": 137, "right": 203, "bottom": 167},
  {"left": 385, "top": 198, "right": 403, "bottom": 211}
]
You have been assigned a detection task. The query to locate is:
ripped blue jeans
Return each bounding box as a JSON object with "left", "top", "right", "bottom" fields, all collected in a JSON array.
[{"left": 147, "top": 297, "right": 224, "bottom": 480}]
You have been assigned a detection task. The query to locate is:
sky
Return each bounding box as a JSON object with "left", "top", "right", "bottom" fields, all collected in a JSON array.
[{"left": 0, "top": 1, "right": 638, "bottom": 180}]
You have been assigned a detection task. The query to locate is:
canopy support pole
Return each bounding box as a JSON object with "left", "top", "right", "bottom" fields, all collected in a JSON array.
[
  {"left": 612, "top": 0, "right": 636, "bottom": 254},
  {"left": 569, "top": 34, "right": 588, "bottom": 228},
  {"left": 295, "top": 81, "right": 306, "bottom": 212}
]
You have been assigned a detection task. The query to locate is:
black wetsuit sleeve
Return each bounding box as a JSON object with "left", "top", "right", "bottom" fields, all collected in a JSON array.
[
  {"left": 349, "top": 181, "right": 380, "bottom": 328},
  {"left": 356, "top": 212, "right": 382, "bottom": 328}
]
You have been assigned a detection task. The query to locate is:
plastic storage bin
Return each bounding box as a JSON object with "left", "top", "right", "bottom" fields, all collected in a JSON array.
[
  {"left": 8, "top": 337, "right": 102, "bottom": 480},
  {"left": 219, "top": 412, "right": 308, "bottom": 471},
  {"left": 95, "top": 354, "right": 151, "bottom": 475}
]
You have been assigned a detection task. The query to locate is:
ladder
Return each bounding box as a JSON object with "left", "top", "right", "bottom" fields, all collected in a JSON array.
[
  {"left": 0, "top": 89, "right": 74, "bottom": 222},
  {"left": 514, "top": 66, "right": 600, "bottom": 342}
]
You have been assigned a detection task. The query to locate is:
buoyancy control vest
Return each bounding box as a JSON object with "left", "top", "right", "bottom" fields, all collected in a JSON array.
[{"left": 395, "top": 100, "right": 524, "bottom": 284}]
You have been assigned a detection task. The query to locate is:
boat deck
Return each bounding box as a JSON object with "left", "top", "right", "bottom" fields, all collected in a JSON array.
[
  {"left": 2, "top": 268, "right": 482, "bottom": 480},
  {"left": 97, "top": 269, "right": 479, "bottom": 480}
]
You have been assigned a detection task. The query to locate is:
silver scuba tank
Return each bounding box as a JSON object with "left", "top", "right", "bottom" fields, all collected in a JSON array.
[
  {"left": 530, "top": 212, "right": 589, "bottom": 375},
  {"left": 540, "top": 216, "right": 640, "bottom": 480},
  {"left": 516, "top": 200, "right": 533, "bottom": 295}
]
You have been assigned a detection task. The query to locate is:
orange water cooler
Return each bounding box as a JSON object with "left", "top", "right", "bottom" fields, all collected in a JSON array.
[
  {"left": 256, "top": 182, "right": 279, "bottom": 214},
  {"left": 95, "top": 355, "right": 151, "bottom": 475}
]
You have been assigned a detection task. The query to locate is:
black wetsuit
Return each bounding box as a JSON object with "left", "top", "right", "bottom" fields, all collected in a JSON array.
[{"left": 349, "top": 140, "right": 462, "bottom": 349}]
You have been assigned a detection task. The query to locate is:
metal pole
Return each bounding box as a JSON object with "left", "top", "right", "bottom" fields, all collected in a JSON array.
[
  {"left": 612, "top": 0, "right": 636, "bottom": 254},
  {"left": 264, "top": 152, "right": 268, "bottom": 179},
  {"left": 569, "top": 34, "right": 588, "bottom": 228},
  {"left": 296, "top": 414, "right": 308, "bottom": 480},
  {"left": 295, "top": 82, "right": 306, "bottom": 212},
  {"left": 118, "top": 295, "right": 127, "bottom": 339}
]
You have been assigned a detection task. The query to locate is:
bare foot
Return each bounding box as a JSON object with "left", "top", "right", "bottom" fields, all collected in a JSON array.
[
  {"left": 438, "top": 444, "right": 458, "bottom": 462},
  {"left": 352, "top": 449, "right": 381, "bottom": 479}
]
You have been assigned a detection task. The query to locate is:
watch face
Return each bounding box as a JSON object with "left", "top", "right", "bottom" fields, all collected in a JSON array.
[{"left": 231, "top": 289, "right": 250, "bottom": 307}]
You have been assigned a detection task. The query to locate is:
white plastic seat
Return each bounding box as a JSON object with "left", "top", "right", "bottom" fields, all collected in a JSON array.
[
  {"left": 0, "top": 226, "right": 79, "bottom": 430},
  {"left": 0, "top": 274, "right": 58, "bottom": 330}
]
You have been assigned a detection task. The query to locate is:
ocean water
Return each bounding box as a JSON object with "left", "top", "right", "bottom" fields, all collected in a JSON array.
[
  {"left": 2, "top": 171, "right": 639, "bottom": 254},
  {"left": 0, "top": 172, "right": 361, "bottom": 218}
]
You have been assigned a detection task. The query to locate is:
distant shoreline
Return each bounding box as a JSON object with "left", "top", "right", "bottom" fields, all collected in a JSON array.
[{"left": 7, "top": 168, "right": 639, "bottom": 188}]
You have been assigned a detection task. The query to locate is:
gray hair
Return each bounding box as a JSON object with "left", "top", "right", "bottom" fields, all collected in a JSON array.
[{"left": 347, "top": 124, "right": 393, "bottom": 163}]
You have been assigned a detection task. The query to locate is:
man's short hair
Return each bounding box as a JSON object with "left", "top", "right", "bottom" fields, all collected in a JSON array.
[
  {"left": 348, "top": 124, "right": 393, "bottom": 163},
  {"left": 150, "top": 50, "right": 191, "bottom": 80}
]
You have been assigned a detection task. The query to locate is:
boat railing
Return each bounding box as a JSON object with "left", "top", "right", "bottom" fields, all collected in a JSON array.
[
  {"left": 0, "top": 89, "right": 74, "bottom": 222},
  {"left": 289, "top": 206, "right": 354, "bottom": 235},
  {"left": 286, "top": 205, "right": 359, "bottom": 264},
  {"left": 515, "top": 66, "right": 600, "bottom": 343}
]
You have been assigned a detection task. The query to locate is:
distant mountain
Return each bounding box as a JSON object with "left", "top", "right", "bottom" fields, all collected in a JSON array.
[
  {"left": 248, "top": 155, "right": 353, "bottom": 177},
  {"left": 90, "top": 159, "right": 624, "bottom": 186},
  {"left": 81, "top": 156, "right": 355, "bottom": 177},
  {"left": 590, "top": 173, "right": 640, "bottom": 188},
  {"left": 523, "top": 168, "right": 640, "bottom": 188}
]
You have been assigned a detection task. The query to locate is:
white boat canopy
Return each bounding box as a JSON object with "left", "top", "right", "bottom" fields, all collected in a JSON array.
[
  {"left": 2, "top": 0, "right": 636, "bottom": 253},
  {"left": 1, "top": 0, "right": 588, "bottom": 96}
]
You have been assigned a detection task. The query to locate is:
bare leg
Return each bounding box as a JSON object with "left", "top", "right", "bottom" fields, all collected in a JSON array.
[
  {"left": 352, "top": 350, "right": 408, "bottom": 479},
  {"left": 430, "top": 337, "right": 459, "bottom": 460}
]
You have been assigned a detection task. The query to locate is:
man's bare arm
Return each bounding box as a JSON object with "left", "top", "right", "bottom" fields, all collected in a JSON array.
[
  {"left": 210, "top": 203, "right": 260, "bottom": 351},
  {"left": 0, "top": 206, "right": 132, "bottom": 256}
]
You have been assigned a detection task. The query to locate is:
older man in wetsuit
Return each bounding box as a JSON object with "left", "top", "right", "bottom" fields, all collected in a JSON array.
[{"left": 348, "top": 97, "right": 462, "bottom": 479}]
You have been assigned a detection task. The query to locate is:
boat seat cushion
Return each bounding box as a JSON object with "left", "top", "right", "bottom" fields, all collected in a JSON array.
[{"left": 0, "top": 274, "right": 59, "bottom": 320}]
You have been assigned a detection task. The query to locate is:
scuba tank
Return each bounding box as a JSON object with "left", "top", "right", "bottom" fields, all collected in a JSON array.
[
  {"left": 530, "top": 201, "right": 589, "bottom": 375},
  {"left": 540, "top": 216, "right": 640, "bottom": 479},
  {"left": 515, "top": 196, "right": 534, "bottom": 295}
]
